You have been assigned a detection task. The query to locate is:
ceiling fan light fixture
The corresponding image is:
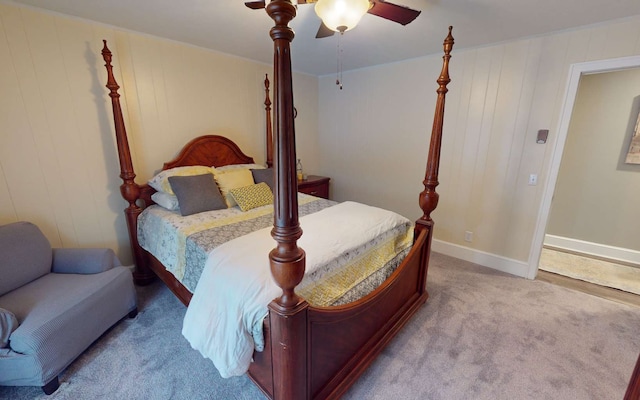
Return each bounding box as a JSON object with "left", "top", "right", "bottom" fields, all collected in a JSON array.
[{"left": 315, "top": 0, "right": 370, "bottom": 33}]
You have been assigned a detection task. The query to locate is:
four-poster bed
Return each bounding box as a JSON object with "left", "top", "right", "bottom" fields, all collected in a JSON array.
[{"left": 102, "top": 1, "right": 454, "bottom": 398}]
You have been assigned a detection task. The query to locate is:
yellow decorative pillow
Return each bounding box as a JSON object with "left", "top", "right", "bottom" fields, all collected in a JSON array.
[
  {"left": 214, "top": 168, "right": 255, "bottom": 207},
  {"left": 148, "top": 165, "right": 214, "bottom": 195},
  {"left": 229, "top": 183, "right": 274, "bottom": 212}
]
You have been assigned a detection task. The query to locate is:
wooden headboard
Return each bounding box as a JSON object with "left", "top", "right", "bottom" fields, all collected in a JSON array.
[{"left": 163, "top": 135, "right": 255, "bottom": 170}]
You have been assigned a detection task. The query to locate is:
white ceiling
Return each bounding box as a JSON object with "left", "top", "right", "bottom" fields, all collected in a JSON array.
[{"left": 8, "top": 0, "right": 640, "bottom": 76}]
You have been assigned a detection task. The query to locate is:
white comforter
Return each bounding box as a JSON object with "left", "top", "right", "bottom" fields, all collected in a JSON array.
[{"left": 182, "top": 201, "right": 410, "bottom": 378}]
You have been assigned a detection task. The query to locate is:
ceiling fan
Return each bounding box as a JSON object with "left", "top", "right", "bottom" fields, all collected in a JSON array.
[{"left": 244, "top": 0, "right": 421, "bottom": 39}]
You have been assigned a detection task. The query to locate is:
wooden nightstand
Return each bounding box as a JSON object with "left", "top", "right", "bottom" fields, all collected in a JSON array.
[{"left": 297, "top": 175, "right": 330, "bottom": 199}]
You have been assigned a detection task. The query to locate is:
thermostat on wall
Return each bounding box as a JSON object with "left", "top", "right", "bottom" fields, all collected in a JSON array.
[{"left": 537, "top": 129, "right": 549, "bottom": 144}]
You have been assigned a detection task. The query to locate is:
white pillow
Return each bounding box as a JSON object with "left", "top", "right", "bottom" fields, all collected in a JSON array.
[
  {"left": 151, "top": 191, "right": 180, "bottom": 211},
  {"left": 214, "top": 163, "right": 266, "bottom": 172},
  {"left": 148, "top": 166, "right": 214, "bottom": 195}
]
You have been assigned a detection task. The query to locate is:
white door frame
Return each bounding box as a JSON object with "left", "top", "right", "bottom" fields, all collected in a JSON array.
[{"left": 526, "top": 55, "right": 640, "bottom": 280}]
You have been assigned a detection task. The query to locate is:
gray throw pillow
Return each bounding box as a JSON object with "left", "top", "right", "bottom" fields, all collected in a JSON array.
[
  {"left": 0, "top": 307, "right": 18, "bottom": 348},
  {"left": 251, "top": 168, "right": 274, "bottom": 192},
  {"left": 168, "top": 174, "right": 227, "bottom": 216}
]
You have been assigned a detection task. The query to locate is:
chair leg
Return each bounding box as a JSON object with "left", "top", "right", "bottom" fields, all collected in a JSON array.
[
  {"left": 42, "top": 376, "right": 59, "bottom": 395},
  {"left": 128, "top": 307, "right": 138, "bottom": 318}
]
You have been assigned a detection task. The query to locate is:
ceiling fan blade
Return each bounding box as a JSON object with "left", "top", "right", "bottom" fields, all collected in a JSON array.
[
  {"left": 244, "top": 0, "right": 266, "bottom": 10},
  {"left": 367, "top": 0, "right": 421, "bottom": 25},
  {"left": 315, "top": 22, "right": 335, "bottom": 39},
  {"left": 246, "top": 0, "right": 310, "bottom": 9}
]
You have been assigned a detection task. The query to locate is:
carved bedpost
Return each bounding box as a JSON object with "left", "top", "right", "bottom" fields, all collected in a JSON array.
[
  {"left": 625, "top": 352, "right": 640, "bottom": 400},
  {"left": 416, "top": 26, "right": 454, "bottom": 232},
  {"left": 102, "top": 41, "right": 154, "bottom": 285},
  {"left": 265, "top": 1, "right": 308, "bottom": 399},
  {"left": 265, "top": 74, "right": 274, "bottom": 168}
]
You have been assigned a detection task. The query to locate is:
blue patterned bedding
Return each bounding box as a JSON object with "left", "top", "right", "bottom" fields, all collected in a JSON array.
[{"left": 137, "top": 194, "right": 335, "bottom": 292}]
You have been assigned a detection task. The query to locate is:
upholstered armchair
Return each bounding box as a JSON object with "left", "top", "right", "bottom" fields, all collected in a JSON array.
[{"left": 0, "top": 221, "right": 137, "bottom": 395}]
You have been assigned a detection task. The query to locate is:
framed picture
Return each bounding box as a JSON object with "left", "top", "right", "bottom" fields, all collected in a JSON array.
[{"left": 626, "top": 109, "right": 640, "bottom": 164}]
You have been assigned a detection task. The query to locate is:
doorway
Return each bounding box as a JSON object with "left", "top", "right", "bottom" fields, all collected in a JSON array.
[
  {"left": 538, "top": 67, "right": 640, "bottom": 297},
  {"left": 528, "top": 55, "right": 640, "bottom": 291}
]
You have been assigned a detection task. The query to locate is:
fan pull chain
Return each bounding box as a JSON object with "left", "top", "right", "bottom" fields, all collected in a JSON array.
[{"left": 336, "top": 32, "right": 343, "bottom": 90}]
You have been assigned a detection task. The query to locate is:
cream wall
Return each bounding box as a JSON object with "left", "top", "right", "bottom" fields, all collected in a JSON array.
[
  {"left": 0, "top": 3, "right": 319, "bottom": 264},
  {"left": 546, "top": 68, "right": 640, "bottom": 251},
  {"left": 317, "top": 17, "right": 640, "bottom": 277}
]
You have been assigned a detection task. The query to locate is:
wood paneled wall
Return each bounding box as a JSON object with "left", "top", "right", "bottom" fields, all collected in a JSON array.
[
  {"left": 2, "top": 2, "right": 639, "bottom": 275},
  {"left": 0, "top": 3, "right": 319, "bottom": 264},
  {"left": 318, "top": 17, "right": 640, "bottom": 276}
]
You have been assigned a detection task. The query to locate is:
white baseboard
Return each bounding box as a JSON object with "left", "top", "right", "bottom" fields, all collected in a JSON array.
[
  {"left": 432, "top": 239, "right": 530, "bottom": 279},
  {"left": 544, "top": 235, "right": 640, "bottom": 266}
]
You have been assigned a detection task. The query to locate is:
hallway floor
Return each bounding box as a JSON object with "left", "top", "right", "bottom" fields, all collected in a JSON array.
[{"left": 538, "top": 247, "right": 640, "bottom": 299}]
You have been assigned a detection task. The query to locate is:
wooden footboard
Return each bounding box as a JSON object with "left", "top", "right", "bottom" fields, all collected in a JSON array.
[
  {"left": 248, "top": 226, "right": 431, "bottom": 399},
  {"left": 310, "top": 226, "right": 431, "bottom": 398}
]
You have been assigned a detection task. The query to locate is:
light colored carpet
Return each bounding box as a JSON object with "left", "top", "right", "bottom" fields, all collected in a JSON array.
[
  {"left": 2, "top": 252, "right": 639, "bottom": 399},
  {"left": 539, "top": 247, "right": 640, "bottom": 296}
]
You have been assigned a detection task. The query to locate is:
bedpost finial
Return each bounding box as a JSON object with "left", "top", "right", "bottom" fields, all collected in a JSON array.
[
  {"left": 101, "top": 40, "right": 120, "bottom": 95},
  {"left": 444, "top": 26, "right": 454, "bottom": 55},
  {"left": 264, "top": 74, "right": 270, "bottom": 92},
  {"left": 101, "top": 40, "right": 112, "bottom": 62}
]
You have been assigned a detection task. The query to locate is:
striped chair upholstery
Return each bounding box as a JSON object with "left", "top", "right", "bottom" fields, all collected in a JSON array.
[{"left": 0, "top": 222, "right": 137, "bottom": 394}]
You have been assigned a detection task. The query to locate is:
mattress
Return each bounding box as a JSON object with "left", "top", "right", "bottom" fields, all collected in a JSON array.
[{"left": 137, "top": 194, "right": 412, "bottom": 306}]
